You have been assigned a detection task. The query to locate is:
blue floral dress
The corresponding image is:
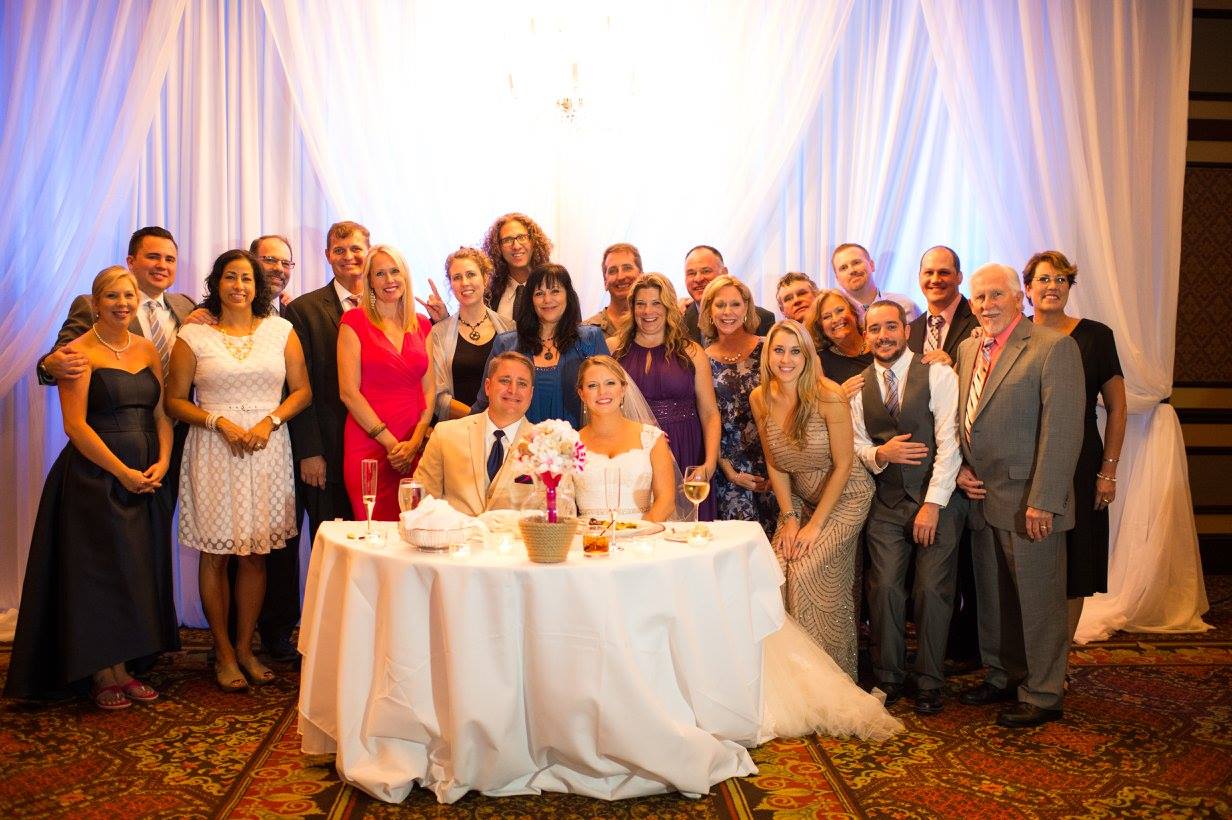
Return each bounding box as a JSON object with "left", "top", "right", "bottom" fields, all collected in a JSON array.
[{"left": 709, "top": 344, "right": 778, "bottom": 534}]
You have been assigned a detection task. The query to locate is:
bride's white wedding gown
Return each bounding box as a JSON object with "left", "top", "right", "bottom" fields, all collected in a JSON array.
[{"left": 574, "top": 424, "right": 903, "bottom": 742}]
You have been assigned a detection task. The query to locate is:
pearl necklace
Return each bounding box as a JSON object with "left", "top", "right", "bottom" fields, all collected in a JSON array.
[{"left": 92, "top": 324, "right": 132, "bottom": 359}]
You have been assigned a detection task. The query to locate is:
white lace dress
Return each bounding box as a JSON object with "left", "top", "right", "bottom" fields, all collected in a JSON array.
[
  {"left": 573, "top": 423, "right": 903, "bottom": 742},
  {"left": 177, "top": 318, "right": 297, "bottom": 555}
]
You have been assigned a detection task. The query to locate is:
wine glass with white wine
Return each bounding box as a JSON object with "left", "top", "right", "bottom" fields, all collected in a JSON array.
[
  {"left": 682, "top": 465, "right": 710, "bottom": 542},
  {"left": 361, "top": 458, "right": 383, "bottom": 543}
]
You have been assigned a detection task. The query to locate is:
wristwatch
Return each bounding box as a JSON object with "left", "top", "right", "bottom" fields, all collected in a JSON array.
[{"left": 267, "top": 414, "right": 283, "bottom": 431}]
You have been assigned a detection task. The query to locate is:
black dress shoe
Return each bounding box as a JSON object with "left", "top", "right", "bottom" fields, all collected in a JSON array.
[
  {"left": 959, "top": 682, "right": 1017, "bottom": 706},
  {"left": 996, "top": 703, "right": 1062, "bottom": 728},
  {"left": 262, "top": 637, "right": 300, "bottom": 663},
  {"left": 878, "top": 682, "right": 904, "bottom": 707},
  {"left": 915, "top": 688, "right": 944, "bottom": 715}
]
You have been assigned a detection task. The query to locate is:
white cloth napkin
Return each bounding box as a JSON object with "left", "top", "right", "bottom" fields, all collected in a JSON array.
[{"left": 399, "top": 495, "right": 476, "bottom": 531}]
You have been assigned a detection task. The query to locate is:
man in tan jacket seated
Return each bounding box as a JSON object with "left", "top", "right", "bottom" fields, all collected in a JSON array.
[{"left": 415, "top": 351, "right": 534, "bottom": 516}]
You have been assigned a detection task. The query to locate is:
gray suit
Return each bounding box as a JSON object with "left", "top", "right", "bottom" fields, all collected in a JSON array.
[
  {"left": 956, "top": 317, "right": 1083, "bottom": 709},
  {"left": 858, "top": 355, "right": 963, "bottom": 692}
]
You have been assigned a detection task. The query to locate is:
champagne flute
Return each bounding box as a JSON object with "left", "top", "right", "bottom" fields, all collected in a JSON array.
[
  {"left": 682, "top": 465, "right": 710, "bottom": 542},
  {"left": 605, "top": 466, "right": 621, "bottom": 551},
  {"left": 361, "top": 458, "right": 381, "bottom": 542}
]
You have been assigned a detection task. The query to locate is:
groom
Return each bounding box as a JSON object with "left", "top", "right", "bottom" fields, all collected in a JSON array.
[{"left": 415, "top": 351, "right": 534, "bottom": 516}]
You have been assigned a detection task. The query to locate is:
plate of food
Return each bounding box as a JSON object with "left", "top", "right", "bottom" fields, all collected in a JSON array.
[{"left": 585, "top": 517, "right": 665, "bottom": 538}]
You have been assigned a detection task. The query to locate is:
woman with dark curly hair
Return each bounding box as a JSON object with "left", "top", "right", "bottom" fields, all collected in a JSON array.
[
  {"left": 165, "top": 249, "right": 311, "bottom": 692},
  {"left": 612, "top": 273, "right": 720, "bottom": 520},
  {"left": 471, "top": 263, "right": 607, "bottom": 429},
  {"left": 481, "top": 212, "right": 553, "bottom": 321}
]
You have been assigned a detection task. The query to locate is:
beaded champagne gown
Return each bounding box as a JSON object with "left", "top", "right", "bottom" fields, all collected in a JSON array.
[
  {"left": 573, "top": 427, "right": 900, "bottom": 741},
  {"left": 762, "top": 409, "right": 874, "bottom": 679}
]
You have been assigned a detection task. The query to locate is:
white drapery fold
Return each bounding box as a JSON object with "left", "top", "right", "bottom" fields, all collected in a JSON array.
[
  {"left": 0, "top": 0, "right": 188, "bottom": 398},
  {"left": 259, "top": 0, "right": 856, "bottom": 313},
  {"left": 739, "top": 0, "right": 995, "bottom": 300},
  {"left": 918, "top": 0, "right": 1206, "bottom": 639}
]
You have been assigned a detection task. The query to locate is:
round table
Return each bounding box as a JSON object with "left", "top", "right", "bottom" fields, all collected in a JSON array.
[{"left": 297, "top": 519, "right": 786, "bottom": 804}]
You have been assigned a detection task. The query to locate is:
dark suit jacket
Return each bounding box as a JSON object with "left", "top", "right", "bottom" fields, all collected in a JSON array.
[
  {"left": 37, "top": 291, "right": 196, "bottom": 385},
  {"left": 284, "top": 282, "right": 348, "bottom": 484},
  {"left": 907, "top": 296, "right": 980, "bottom": 360},
  {"left": 956, "top": 318, "right": 1084, "bottom": 533},
  {"left": 683, "top": 301, "right": 776, "bottom": 345}
]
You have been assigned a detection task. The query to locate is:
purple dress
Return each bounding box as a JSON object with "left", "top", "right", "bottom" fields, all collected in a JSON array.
[{"left": 622, "top": 342, "right": 716, "bottom": 520}]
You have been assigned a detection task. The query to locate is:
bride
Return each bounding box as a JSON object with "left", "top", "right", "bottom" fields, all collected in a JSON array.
[{"left": 572, "top": 355, "right": 903, "bottom": 741}]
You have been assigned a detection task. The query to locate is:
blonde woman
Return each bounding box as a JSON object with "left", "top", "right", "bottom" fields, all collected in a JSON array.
[
  {"left": 7, "top": 267, "right": 179, "bottom": 709},
  {"left": 338, "top": 244, "right": 434, "bottom": 521},
  {"left": 751, "top": 320, "right": 874, "bottom": 679},
  {"left": 573, "top": 356, "right": 678, "bottom": 522},
  {"left": 612, "top": 272, "right": 720, "bottom": 519},
  {"left": 701, "top": 274, "right": 777, "bottom": 533}
]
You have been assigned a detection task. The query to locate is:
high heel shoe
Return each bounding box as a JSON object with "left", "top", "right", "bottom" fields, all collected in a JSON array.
[
  {"left": 214, "top": 662, "right": 249, "bottom": 693},
  {"left": 237, "top": 656, "right": 275, "bottom": 686}
]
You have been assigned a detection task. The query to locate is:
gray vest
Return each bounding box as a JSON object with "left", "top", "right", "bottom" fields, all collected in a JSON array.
[{"left": 860, "top": 355, "right": 937, "bottom": 507}]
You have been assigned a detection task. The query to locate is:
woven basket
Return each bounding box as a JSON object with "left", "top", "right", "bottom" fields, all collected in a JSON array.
[{"left": 518, "top": 516, "right": 579, "bottom": 564}]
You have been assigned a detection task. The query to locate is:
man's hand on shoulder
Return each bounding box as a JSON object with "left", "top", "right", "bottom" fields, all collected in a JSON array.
[{"left": 42, "top": 346, "right": 89, "bottom": 381}]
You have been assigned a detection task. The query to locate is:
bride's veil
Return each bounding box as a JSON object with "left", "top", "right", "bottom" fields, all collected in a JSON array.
[{"left": 581, "top": 360, "right": 694, "bottom": 522}]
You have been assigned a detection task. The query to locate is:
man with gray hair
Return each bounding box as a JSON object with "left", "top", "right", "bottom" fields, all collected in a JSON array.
[
  {"left": 954, "top": 263, "right": 1083, "bottom": 728},
  {"left": 775, "top": 272, "right": 819, "bottom": 322}
]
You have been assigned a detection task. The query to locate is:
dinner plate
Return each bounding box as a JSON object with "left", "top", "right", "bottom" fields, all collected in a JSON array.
[{"left": 583, "top": 517, "right": 665, "bottom": 538}]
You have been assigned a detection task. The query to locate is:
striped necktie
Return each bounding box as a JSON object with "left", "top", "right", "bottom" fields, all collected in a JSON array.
[
  {"left": 883, "top": 368, "right": 900, "bottom": 418},
  {"left": 962, "top": 337, "right": 996, "bottom": 444},
  {"left": 146, "top": 301, "right": 171, "bottom": 376},
  {"left": 925, "top": 314, "right": 945, "bottom": 352}
]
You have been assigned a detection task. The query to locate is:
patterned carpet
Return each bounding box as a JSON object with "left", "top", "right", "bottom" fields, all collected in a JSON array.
[{"left": 2, "top": 576, "right": 1230, "bottom": 818}]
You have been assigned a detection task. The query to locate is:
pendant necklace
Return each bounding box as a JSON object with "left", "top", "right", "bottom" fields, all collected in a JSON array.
[
  {"left": 541, "top": 337, "right": 556, "bottom": 361},
  {"left": 92, "top": 324, "right": 132, "bottom": 359},
  {"left": 459, "top": 314, "right": 488, "bottom": 342}
]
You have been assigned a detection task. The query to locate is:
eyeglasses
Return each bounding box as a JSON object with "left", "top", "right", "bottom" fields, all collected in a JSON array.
[
  {"left": 498, "top": 233, "right": 530, "bottom": 249},
  {"left": 259, "top": 256, "right": 296, "bottom": 270},
  {"left": 1032, "top": 274, "right": 1071, "bottom": 286}
]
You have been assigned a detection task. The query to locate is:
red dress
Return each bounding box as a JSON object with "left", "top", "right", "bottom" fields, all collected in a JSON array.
[{"left": 342, "top": 309, "right": 431, "bottom": 521}]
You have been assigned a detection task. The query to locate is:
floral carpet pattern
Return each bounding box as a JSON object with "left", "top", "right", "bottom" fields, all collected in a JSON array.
[{"left": 2, "top": 576, "right": 1230, "bottom": 818}]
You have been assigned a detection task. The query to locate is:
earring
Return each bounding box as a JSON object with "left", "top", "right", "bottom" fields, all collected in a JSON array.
[{"left": 368, "top": 291, "right": 377, "bottom": 309}]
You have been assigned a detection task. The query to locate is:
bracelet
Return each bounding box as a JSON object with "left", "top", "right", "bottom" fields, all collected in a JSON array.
[
  {"left": 205, "top": 412, "right": 220, "bottom": 432},
  {"left": 1096, "top": 472, "right": 1117, "bottom": 482},
  {"left": 367, "top": 422, "right": 388, "bottom": 439},
  {"left": 1102, "top": 457, "right": 1119, "bottom": 464},
  {"left": 778, "top": 510, "right": 799, "bottom": 523}
]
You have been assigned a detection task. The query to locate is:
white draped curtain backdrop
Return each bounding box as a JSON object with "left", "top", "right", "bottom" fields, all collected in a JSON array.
[{"left": 0, "top": 0, "right": 1205, "bottom": 639}]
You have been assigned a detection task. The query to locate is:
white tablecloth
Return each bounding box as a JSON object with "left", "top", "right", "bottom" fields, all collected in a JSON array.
[{"left": 298, "top": 520, "right": 786, "bottom": 804}]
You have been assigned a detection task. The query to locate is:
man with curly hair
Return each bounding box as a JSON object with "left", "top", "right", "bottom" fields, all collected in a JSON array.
[{"left": 481, "top": 212, "right": 553, "bottom": 322}]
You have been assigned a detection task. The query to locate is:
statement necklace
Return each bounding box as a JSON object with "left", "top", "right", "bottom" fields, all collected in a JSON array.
[
  {"left": 458, "top": 314, "right": 489, "bottom": 342},
  {"left": 92, "top": 324, "right": 132, "bottom": 359},
  {"left": 219, "top": 320, "right": 257, "bottom": 361}
]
